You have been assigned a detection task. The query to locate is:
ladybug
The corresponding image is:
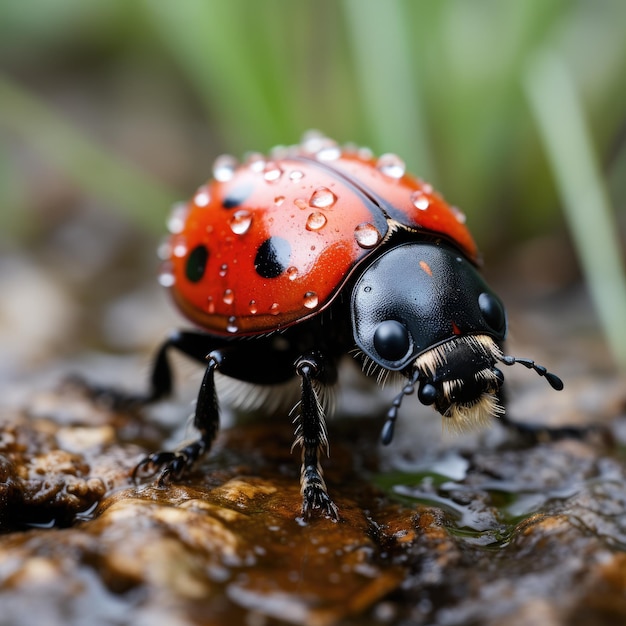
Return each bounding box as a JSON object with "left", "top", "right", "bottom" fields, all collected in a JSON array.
[{"left": 128, "top": 131, "right": 563, "bottom": 520}]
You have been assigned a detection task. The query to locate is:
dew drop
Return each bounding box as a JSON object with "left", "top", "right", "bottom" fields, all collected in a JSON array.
[
  {"left": 219, "top": 264, "right": 228, "bottom": 277},
  {"left": 354, "top": 222, "right": 381, "bottom": 249},
  {"left": 223, "top": 289, "right": 234, "bottom": 305},
  {"left": 263, "top": 162, "right": 282, "bottom": 182},
  {"left": 309, "top": 186, "right": 337, "bottom": 209},
  {"left": 193, "top": 186, "right": 211, "bottom": 207},
  {"left": 269, "top": 303, "right": 280, "bottom": 315},
  {"left": 212, "top": 155, "right": 238, "bottom": 182},
  {"left": 206, "top": 296, "right": 215, "bottom": 314},
  {"left": 229, "top": 209, "right": 253, "bottom": 235},
  {"left": 289, "top": 170, "right": 304, "bottom": 181},
  {"left": 376, "top": 153, "right": 406, "bottom": 179},
  {"left": 306, "top": 212, "right": 328, "bottom": 231},
  {"left": 158, "top": 264, "right": 176, "bottom": 288},
  {"left": 451, "top": 205, "right": 467, "bottom": 224},
  {"left": 421, "top": 182, "right": 434, "bottom": 194},
  {"left": 411, "top": 191, "right": 430, "bottom": 211},
  {"left": 245, "top": 152, "right": 266, "bottom": 172},
  {"left": 357, "top": 146, "right": 374, "bottom": 160},
  {"left": 316, "top": 145, "right": 341, "bottom": 161},
  {"left": 167, "top": 202, "right": 190, "bottom": 233},
  {"left": 303, "top": 291, "right": 319, "bottom": 309},
  {"left": 249, "top": 300, "right": 258, "bottom": 314},
  {"left": 172, "top": 237, "right": 188, "bottom": 258},
  {"left": 287, "top": 266, "right": 299, "bottom": 281},
  {"left": 274, "top": 195, "right": 285, "bottom": 206},
  {"left": 226, "top": 316, "right": 238, "bottom": 333},
  {"left": 301, "top": 130, "right": 328, "bottom": 153},
  {"left": 294, "top": 198, "right": 308, "bottom": 210}
]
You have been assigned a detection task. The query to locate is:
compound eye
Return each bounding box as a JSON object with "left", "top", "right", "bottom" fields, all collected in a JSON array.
[
  {"left": 478, "top": 292, "right": 506, "bottom": 335},
  {"left": 373, "top": 320, "right": 411, "bottom": 363}
]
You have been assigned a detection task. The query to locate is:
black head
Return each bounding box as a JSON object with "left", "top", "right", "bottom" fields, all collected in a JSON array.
[{"left": 350, "top": 241, "right": 562, "bottom": 440}]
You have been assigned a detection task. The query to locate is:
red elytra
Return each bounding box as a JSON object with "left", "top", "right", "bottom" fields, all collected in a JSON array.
[{"left": 162, "top": 139, "right": 479, "bottom": 336}]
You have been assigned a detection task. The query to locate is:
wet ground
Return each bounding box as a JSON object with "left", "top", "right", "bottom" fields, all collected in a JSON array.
[{"left": 2, "top": 242, "right": 626, "bottom": 625}]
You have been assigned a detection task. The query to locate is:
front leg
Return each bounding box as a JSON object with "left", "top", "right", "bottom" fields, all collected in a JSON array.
[
  {"left": 294, "top": 352, "right": 339, "bottom": 521},
  {"left": 134, "top": 350, "right": 222, "bottom": 484},
  {"left": 133, "top": 336, "right": 299, "bottom": 485}
]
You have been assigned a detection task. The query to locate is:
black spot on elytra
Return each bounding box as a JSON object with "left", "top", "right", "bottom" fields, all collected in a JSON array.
[
  {"left": 254, "top": 237, "right": 291, "bottom": 279},
  {"left": 186, "top": 245, "right": 209, "bottom": 283},
  {"left": 222, "top": 182, "right": 253, "bottom": 209}
]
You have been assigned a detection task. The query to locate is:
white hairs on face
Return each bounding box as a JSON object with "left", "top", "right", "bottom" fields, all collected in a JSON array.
[
  {"left": 414, "top": 334, "right": 505, "bottom": 432},
  {"left": 441, "top": 391, "right": 504, "bottom": 434}
]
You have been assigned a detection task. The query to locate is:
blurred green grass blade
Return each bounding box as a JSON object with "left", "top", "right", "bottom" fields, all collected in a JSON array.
[
  {"left": 608, "top": 135, "right": 626, "bottom": 210},
  {"left": 525, "top": 51, "right": 626, "bottom": 371},
  {"left": 0, "top": 74, "right": 180, "bottom": 233},
  {"left": 341, "top": 0, "right": 434, "bottom": 178},
  {"left": 141, "top": 0, "right": 293, "bottom": 149},
  {"left": 0, "top": 130, "right": 28, "bottom": 243}
]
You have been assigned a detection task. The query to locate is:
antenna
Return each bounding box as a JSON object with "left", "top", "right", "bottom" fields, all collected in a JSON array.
[
  {"left": 381, "top": 370, "right": 420, "bottom": 445},
  {"left": 500, "top": 355, "right": 564, "bottom": 391}
]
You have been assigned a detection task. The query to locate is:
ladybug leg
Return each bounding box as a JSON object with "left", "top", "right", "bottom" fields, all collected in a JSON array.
[
  {"left": 294, "top": 352, "right": 339, "bottom": 521},
  {"left": 133, "top": 349, "right": 223, "bottom": 484},
  {"left": 134, "top": 336, "right": 300, "bottom": 487},
  {"left": 73, "top": 330, "right": 226, "bottom": 410}
]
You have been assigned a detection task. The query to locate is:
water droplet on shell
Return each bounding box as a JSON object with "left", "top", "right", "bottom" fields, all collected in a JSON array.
[
  {"left": 158, "top": 264, "right": 176, "bottom": 287},
  {"left": 309, "top": 187, "right": 337, "bottom": 209},
  {"left": 376, "top": 153, "right": 405, "bottom": 179},
  {"left": 303, "top": 291, "right": 319, "bottom": 309},
  {"left": 226, "top": 316, "right": 238, "bottom": 333},
  {"left": 229, "top": 210, "right": 253, "bottom": 235},
  {"left": 212, "top": 155, "right": 238, "bottom": 182},
  {"left": 263, "top": 162, "right": 282, "bottom": 182},
  {"left": 245, "top": 152, "right": 266, "bottom": 172},
  {"left": 354, "top": 223, "right": 381, "bottom": 249},
  {"left": 167, "top": 202, "right": 190, "bottom": 233},
  {"left": 411, "top": 191, "right": 430, "bottom": 211},
  {"left": 172, "top": 237, "right": 188, "bottom": 258},
  {"left": 451, "top": 205, "right": 466, "bottom": 223},
  {"left": 306, "top": 212, "right": 328, "bottom": 231},
  {"left": 193, "top": 186, "right": 211, "bottom": 207},
  {"left": 316, "top": 145, "right": 341, "bottom": 161},
  {"left": 223, "top": 289, "right": 234, "bottom": 305}
]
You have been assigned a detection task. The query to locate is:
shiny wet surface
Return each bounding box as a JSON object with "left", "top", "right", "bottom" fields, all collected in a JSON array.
[{"left": 1, "top": 364, "right": 626, "bottom": 625}]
